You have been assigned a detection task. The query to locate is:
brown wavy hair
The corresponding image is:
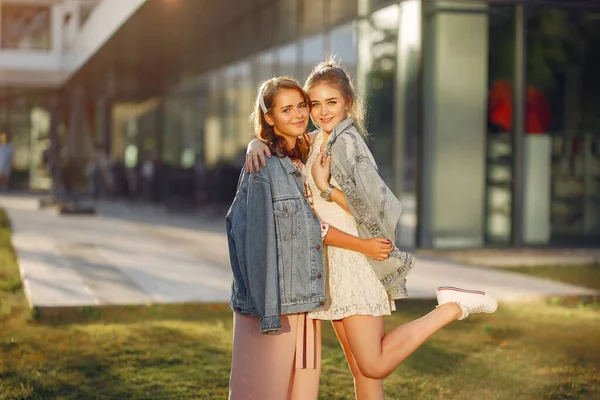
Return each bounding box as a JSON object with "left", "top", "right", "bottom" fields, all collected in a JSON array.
[
  {"left": 250, "top": 77, "right": 311, "bottom": 162},
  {"left": 304, "top": 58, "right": 368, "bottom": 137}
]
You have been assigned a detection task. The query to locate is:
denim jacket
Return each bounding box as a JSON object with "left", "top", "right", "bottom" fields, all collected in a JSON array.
[
  {"left": 324, "top": 117, "right": 416, "bottom": 299},
  {"left": 226, "top": 155, "right": 326, "bottom": 334}
]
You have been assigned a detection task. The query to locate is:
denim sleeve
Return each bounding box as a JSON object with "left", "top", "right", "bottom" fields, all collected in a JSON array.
[
  {"left": 245, "top": 171, "right": 281, "bottom": 334},
  {"left": 347, "top": 137, "right": 402, "bottom": 240}
]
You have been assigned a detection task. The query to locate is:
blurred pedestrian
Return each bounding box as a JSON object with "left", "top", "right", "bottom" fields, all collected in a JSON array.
[
  {"left": 87, "top": 143, "right": 113, "bottom": 199},
  {"left": 0, "top": 132, "right": 14, "bottom": 191}
]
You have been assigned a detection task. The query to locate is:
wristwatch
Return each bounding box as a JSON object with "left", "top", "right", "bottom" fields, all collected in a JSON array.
[{"left": 320, "top": 184, "right": 335, "bottom": 202}]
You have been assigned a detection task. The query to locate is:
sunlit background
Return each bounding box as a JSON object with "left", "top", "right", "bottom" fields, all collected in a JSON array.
[{"left": 0, "top": 0, "right": 599, "bottom": 249}]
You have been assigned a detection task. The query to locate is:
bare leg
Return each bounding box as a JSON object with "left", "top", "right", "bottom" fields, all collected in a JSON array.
[
  {"left": 343, "top": 303, "right": 462, "bottom": 380},
  {"left": 229, "top": 313, "right": 297, "bottom": 400},
  {"left": 332, "top": 320, "right": 384, "bottom": 400}
]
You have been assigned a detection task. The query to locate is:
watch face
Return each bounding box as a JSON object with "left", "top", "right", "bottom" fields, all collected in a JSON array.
[{"left": 320, "top": 192, "right": 330, "bottom": 201}]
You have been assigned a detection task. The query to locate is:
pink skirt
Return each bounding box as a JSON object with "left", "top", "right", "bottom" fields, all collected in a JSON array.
[{"left": 229, "top": 313, "right": 322, "bottom": 400}]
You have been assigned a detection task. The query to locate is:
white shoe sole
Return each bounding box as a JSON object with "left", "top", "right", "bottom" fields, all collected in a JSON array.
[{"left": 437, "top": 286, "right": 498, "bottom": 317}]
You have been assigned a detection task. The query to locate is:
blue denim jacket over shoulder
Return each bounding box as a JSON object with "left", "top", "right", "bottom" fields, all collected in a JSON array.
[
  {"left": 226, "top": 155, "right": 326, "bottom": 334},
  {"left": 324, "top": 117, "right": 416, "bottom": 300}
]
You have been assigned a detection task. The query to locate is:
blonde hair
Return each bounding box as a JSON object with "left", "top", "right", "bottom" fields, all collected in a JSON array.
[
  {"left": 250, "top": 76, "right": 311, "bottom": 162},
  {"left": 304, "top": 58, "right": 368, "bottom": 137}
]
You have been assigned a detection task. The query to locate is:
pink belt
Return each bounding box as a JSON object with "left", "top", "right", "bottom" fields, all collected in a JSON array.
[{"left": 295, "top": 313, "right": 321, "bottom": 370}]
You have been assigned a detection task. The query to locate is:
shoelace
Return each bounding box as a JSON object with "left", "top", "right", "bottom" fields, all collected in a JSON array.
[{"left": 457, "top": 301, "right": 484, "bottom": 320}]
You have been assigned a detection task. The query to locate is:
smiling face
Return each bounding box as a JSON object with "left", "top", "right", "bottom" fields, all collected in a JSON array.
[
  {"left": 264, "top": 88, "right": 309, "bottom": 149},
  {"left": 308, "top": 83, "right": 351, "bottom": 135}
]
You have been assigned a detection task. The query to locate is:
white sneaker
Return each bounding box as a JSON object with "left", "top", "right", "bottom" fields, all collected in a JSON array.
[{"left": 436, "top": 286, "right": 498, "bottom": 320}]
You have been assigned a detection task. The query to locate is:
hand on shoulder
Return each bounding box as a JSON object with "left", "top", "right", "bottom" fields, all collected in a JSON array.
[{"left": 246, "top": 139, "right": 271, "bottom": 174}]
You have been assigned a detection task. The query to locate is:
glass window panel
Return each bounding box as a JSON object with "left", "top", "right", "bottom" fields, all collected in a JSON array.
[
  {"left": 236, "top": 61, "right": 254, "bottom": 150},
  {"left": 330, "top": 22, "right": 358, "bottom": 79},
  {"left": 300, "top": 0, "right": 326, "bottom": 36},
  {"left": 139, "top": 108, "right": 157, "bottom": 161},
  {"left": 329, "top": 0, "right": 358, "bottom": 28},
  {"left": 277, "top": 43, "right": 299, "bottom": 78},
  {"left": 179, "top": 91, "right": 199, "bottom": 168},
  {"left": 301, "top": 35, "right": 327, "bottom": 80},
  {"left": 1, "top": 5, "right": 51, "bottom": 50},
  {"left": 397, "top": 0, "right": 420, "bottom": 194},
  {"left": 525, "top": 6, "right": 600, "bottom": 244},
  {"left": 193, "top": 79, "right": 209, "bottom": 162},
  {"left": 278, "top": 0, "right": 299, "bottom": 43},
  {"left": 205, "top": 71, "right": 223, "bottom": 168},
  {"left": 485, "top": 5, "right": 516, "bottom": 245},
  {"left": 1, "top": 103, "right": 31, "bottom": 171},
  {"left": 163, "top": 94, "right": 183, "bottom": 165},
  {"left": 222, "top": 65, "right": 239, "bottom": 160},
  {"left": 359, "top": 4, "right": 399, "bottom": 188},
  {"left": 256, "top": 50, "right": 276, "bottom": 81},
  {"left": 394, "top": 0, "right": 421, "bottom": 248},
  {"left": 235, "top": 14, "right": 254, "bottom": 59},
  {"left": 259, "top": 4, "right": 277, "bottom": 50}
]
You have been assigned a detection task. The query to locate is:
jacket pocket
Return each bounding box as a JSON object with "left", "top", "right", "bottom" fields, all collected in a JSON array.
[
  {"left": 273, "top": 198, "right": 304, "bottom": 303},
  {"left": 273, "top": 198, "right": 303, "bottom": 241}
]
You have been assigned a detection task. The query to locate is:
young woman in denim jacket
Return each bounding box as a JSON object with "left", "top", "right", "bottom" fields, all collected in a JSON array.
[
  {"left": 246, "top": 61, "right": 497, "bottom": 399},
  {"left": 227, "top": 76, "right": 396, "bottom": 400}
]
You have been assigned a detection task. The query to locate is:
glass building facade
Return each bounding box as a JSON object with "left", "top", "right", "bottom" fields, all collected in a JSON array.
[
  {"left": 3, "top": 0, "right": 600, "bottom": 249},
  {"left": 0, "top": 4, "right": 51, "bottom": 50}
]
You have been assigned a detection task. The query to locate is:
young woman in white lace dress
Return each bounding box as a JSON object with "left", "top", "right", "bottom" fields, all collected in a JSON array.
[
  {"left": 301, "top": 129, "right": 396, "bottom": 321},
  {"left": 246, "top": 61, "right": 497, "bottom": 399}
]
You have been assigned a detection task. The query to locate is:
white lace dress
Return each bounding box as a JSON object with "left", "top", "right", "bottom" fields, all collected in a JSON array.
[{"left": 306, "top": 131, "right": 395, "bottom": 320}]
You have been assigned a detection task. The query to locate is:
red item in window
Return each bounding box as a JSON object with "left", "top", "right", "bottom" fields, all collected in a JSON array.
[{"left": 488, "top": 80, "right": 552, "bottom": 134}]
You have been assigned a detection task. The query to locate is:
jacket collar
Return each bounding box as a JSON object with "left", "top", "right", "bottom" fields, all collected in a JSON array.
[
  {"left": 326, "top": 116, "right": 354, "bottom": 148},
  {"left": 275, "top": 153, "right": 301, "bottom": 175}
]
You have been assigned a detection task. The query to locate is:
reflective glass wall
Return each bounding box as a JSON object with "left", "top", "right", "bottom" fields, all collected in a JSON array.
[
  {"left": 525, "top": 5, "right": 600, "bottom": 245},
  {"left": 395, "top": 0, "right": 421, "bottom": 249},
  {"left": 0, "top": 93, "right": 54, "bottom": 190},
  {"left": 485, "top": 5, "right": 516, "bottom": 245},
  {"left": 122, "top": 0, "right": 374, "bottom": 173},
  {"left": 0, "top": 4, "right": 51, "bottom": 50},
  {"left": 484, "top": 4, "right": 600, "bottom": 246},
  {"left": 113, "top": 0, "right": 401, "bottom": 210},
  {"left": 110, "top": 0, "right": 600, "bottom": 248}
]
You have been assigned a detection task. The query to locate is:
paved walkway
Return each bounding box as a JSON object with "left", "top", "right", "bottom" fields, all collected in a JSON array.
[
  {"left": 417, "top": 248, "right": 600, "bottom": 267},
  {"left": 1, "top": 193, "right": 597, "bottom": 310}
]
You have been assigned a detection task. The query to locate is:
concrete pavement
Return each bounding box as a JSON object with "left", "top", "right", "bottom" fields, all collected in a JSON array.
[
  {"left": 1, "top": 193, "right": 597, "bottom": 310},
  {"left": 417, "top": 248, "right": 600, "bottom": 267},
  {"left": 3, "top": 194, "right": 231, "bottom": 308}
]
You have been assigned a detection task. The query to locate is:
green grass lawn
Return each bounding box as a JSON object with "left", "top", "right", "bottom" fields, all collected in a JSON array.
[
  {"left": 1, "top": 208, "right": 599, "bottom": 400},
  {"left": 498, "top": 264, "right": 600, "bottom": 292}
]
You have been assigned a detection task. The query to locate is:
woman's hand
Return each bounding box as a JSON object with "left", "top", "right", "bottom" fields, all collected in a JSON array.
[
  {"left": 312, "top": 150, "right": 332, "bottom": 192},
  {"left": 246, "top": 139, "right": 271, "bottom": 173},
  {"left": 360, "top": 238, "right": 394, "bottom": 261}
]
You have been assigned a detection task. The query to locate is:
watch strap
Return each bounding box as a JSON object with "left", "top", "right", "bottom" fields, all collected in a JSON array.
[{"left": 322, "top": 184, "right": 335, "bottom": 201}]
